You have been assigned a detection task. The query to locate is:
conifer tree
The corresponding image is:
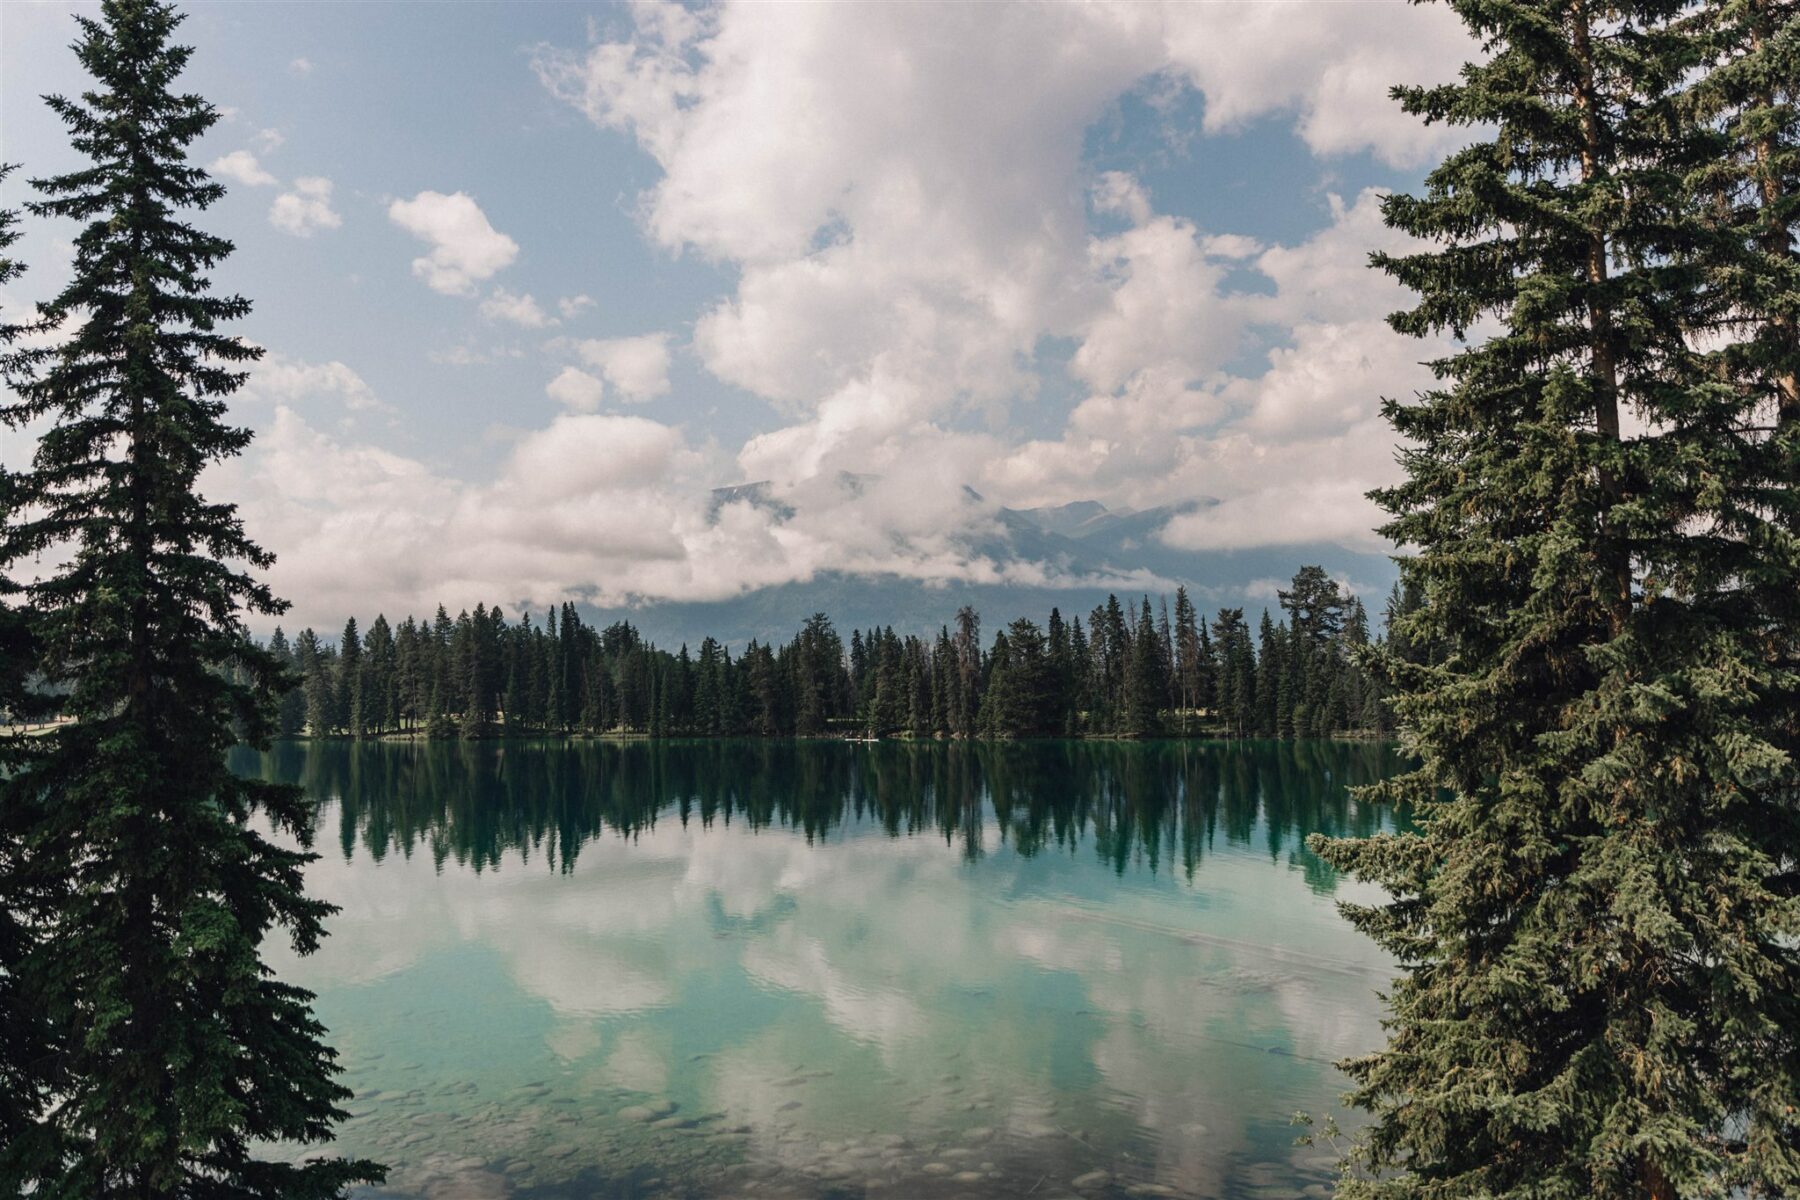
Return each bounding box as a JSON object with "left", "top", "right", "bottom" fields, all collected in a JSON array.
[
  {"left": 297, "top": 627, "right": 331, "bottom": 736},
  {"left": 363, "top": 614, "right": 395, "bottom": 734},
  {"left": 1173, "top": 586, "right": 1204, "bottom": 732},
  {"left": 0, "top": 166, "right": 62, "bottom": 1188},
  {"left": 338, "top": 616, "right": 362, "bottom": 738},
  {"left": 0, "top": 3, "right": 379, "bottom": 1195},
  {"left": 1124, "top": 604, "right": 1165, "bottom": 736},
  {"left": 1685, "top": 0, "right": 1798, "bottom": 427},
  {"left": 1313, "top": 2, "right": 1800, "bottom": 1197}
]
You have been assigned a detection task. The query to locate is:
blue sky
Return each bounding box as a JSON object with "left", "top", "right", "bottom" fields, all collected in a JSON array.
[{"left": 1, "top": 1, "right": 1476, "bottom": 627}]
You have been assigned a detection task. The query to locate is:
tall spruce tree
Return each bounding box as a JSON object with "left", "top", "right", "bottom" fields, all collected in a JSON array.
[
  {"left": 1312, "top": 2, "right": 1800, "bottom": 1198},
  {"left": 0, "top": 167, "right": 64, "bottom": 1188},
  {"left": 0, "top": 3, "right": 380, "bottom": 1196}
]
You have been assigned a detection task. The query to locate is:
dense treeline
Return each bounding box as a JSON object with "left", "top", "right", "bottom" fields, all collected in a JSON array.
[{"left": 266, "top": 565, "right": 1421, "bottom": 741}]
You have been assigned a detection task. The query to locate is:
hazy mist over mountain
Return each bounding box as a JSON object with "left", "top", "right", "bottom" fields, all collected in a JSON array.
[{"left": 578, "top": 484, "right": 1396, "bottom": 647}]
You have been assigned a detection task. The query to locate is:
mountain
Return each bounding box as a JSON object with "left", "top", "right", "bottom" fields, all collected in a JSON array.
[{"left": 576, "top": 491, "right": 1398, "bottom": 648}]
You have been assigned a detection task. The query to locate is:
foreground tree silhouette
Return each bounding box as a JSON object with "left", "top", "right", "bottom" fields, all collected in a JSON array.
[
  {"left": 1313, "top": 1, "right": 1800, "bottom": 1198},
  {"left": 0, "top": 3, "right": 381, "bottom": 1196},
  {"left": 0, "top": 167, "right": 63, "bottom": 1184}
]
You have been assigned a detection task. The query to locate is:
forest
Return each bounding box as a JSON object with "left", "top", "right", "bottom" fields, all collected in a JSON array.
[
  {"left": 264, "top": 565, "right": 1415, "bottom": 741},
  {"left": 5, "top": 0, "right": 1796, "bottom": 1196}
]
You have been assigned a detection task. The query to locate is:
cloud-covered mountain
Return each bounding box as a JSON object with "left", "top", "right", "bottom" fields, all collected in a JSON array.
[{"left": 579, "top": 486, "right": 1396, "bottom": 648}]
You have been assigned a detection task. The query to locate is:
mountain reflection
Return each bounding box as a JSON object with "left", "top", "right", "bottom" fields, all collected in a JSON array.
[{"left": 232, "top": 738, "right": 1406, "bottom": 887}]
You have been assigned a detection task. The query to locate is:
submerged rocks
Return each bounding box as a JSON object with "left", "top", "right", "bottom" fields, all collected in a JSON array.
[{"left": 618, "top": 1098, "right": 678, "bottom": 1123}]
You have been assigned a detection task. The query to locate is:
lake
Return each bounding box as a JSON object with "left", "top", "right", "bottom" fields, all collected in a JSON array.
[{"left": 232, "top": 738, "right": 1408, "bottom": 1200}]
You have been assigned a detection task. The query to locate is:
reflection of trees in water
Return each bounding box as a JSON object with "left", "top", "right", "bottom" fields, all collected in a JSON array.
[{"left": 231, "top": 739, "right": 1408, "bottom": 888}]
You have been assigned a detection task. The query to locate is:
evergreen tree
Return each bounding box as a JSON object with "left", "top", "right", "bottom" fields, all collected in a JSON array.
[
  {"left": 953, "top": 605, "right": 981, "bottom": 736},
  {"left": 1211, "top": 608, "right": 1256, "bottom": 738},
  {"left": 1313, "top": 4, "right": 1800, "bottom": 1197},
  {"left": 0, "top": 164, "right": 61, "bottom": 1186},
  {"left": 931, "top": 627, "right": 954, "bottom": 735},
  {"left": 1255, "top": 611, "right": 1282, "bottom": 737},
  {"left": 393, "top": 616, "right": 421, "bottom": 730},
  {"left": 297, "top": 627, "right": 331, "bottom": 736},
  {"left": 338, "top": 616, "right": 362, "bottom": 739},
  {"left": 1068, "top": 614, "right": 1091, "bottom": 732},
  {"left": 1686, "top": 0, "right": 1799, "bottom": 428},
  {"left": 0, "top": 4, "right": 379, "bottom": 1194},
  {"left": 363, "top": 614, "right": 395, "bottom": 735},
  {"left": 906, "top": 639, "right": 932, "bottom": 734},
  {"left": 1123, "top": 603, "right": 1165, "bottom": 737},
  {"left": 976, "top": 629, "right": 1015, "bottom": 737},
  {"left": 267, "top": 626, "right": 305, "bottom": 736},
  {"left": 1172, "top": 586, "right": 1204, "bottom": 733}
]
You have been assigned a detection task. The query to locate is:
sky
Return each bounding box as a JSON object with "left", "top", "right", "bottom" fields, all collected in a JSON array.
[{"left": 0, "top": 1, "right": 1477, "bottom": 630}]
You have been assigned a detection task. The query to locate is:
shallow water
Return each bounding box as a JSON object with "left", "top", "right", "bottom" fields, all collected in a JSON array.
[{"left": 234, "top": 738, "right": 1407, "bottom": 1200}]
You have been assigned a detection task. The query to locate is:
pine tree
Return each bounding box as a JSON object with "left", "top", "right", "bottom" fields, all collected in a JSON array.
[
  {"left": 1685, "top": 0, "right": 1798, "bottom": 427},
  {"left": 1123, "top": 603, "right": 1165, "bottom": 737},
  {"left": 976, "top": 629, "right": 1015, "bottom": 737},
  {"left": 297, "top": 627, "right": 331, "bottom": 736},
  {"left": 338, "top": 616, "right": 362, "bottom": 739},
  {"left": 0, "top": 172, "right": 33, "bottom": 720},
  {"left": 1256, "top": 611, "right": 1283, "bottom": 737},
  {"left": 0, "top": 164, "right": 62, "bottom": 1187},
  {"left": 1172, "top": 586, "right": 1203, "bottom": 734},
  {"left": 0, "top": 4, "right": 379, "bottom": 1194},
  {"left": 363, "top": 613, "right": 395, "bottom": 735},
  {"left": 1312, "top": 3, "right": 1800, "bottom": 1197},
  {"left": 953, "top": 606, "right": 981, "bottom": 736}
]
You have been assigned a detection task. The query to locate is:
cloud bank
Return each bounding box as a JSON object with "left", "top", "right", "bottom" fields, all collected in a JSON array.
[{"left": 213, "top": 0, "right": 1474, "bottom": 625}]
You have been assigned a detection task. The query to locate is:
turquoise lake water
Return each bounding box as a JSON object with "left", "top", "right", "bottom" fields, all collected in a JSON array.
[{"left": 233, "top": 738, "right": 1407, "bottom": 1200}]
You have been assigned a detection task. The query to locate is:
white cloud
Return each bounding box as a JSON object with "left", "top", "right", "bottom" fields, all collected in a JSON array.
[
  {"left": 387, "top": 190, "right": 519, "bottom": 296},
  {"left": 983, "top": 188, "right": 1440, "bottom": 539},
  {"left": 212, "top": 402, "right": 1156, "bottom": 628},
  {"left": 268, "top": 176, "right": 341, "bottom": 237},
  {"left": 539, "top": 0, "right": 1133, "bottom": 429},
  {"left": 532, "top": 2, "right": 1466, "bottom": 557},
  {"left": 1154, "top": 2, "right": 1472, "bottom": 167},
  {"left": 430, "top": 342, "right": 525, "bottom": 367},
  {"left": 1091, "top": 170, "right": 1152, "bottom": 226},
  {"left": 546, "top": 365, "right": 605, "bottom": 412},
  {"left": 479, "top": 287, "right": 553, "bottom": 328},
  {"left": 243, "top": 354, "right": 383, "bottom": 413},
  {"left": 252, "top": 127, "right": 286, "bottom": 153},
  {"left": 1161, "top": 475, "right": 1390, "bottom": 552},
  {"left": 210, "top": 150, "right": 275, "bottom": 188},
  {"left": 1249, "top": 190, "right": 1412, "bottom": 327},
  {"left": 191, "top": 3, "right": 1479, "bottom": 618},
  {"left": 288, "top": 56, "right": 313, "bottom": 77},
  {"left": 213, "top": 407, "right": 717, "bottom": 623},
  {"left": 1072, "top": 209, "right": 1241, "bottom": 396},
  {"left": 576, "top": 333, "right": 672, "bottom": 402}
]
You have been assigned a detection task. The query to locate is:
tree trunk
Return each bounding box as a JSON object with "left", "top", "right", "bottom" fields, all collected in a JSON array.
[{"left": 1569, "top": 0, "right": 1632, "bottom": 633}]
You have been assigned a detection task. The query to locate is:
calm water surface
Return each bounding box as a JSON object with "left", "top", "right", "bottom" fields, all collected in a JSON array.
[{"left": 233, "top": 739, "right": 1408, "bottom": 1200}]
